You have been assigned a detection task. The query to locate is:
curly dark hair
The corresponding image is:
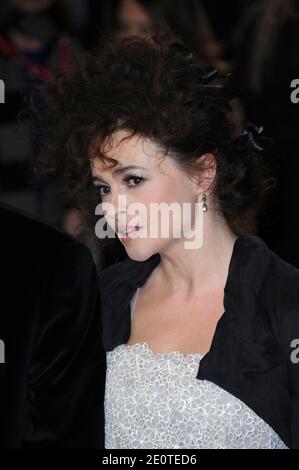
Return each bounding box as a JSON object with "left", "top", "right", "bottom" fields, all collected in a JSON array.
[{"left": 32, "top": 32, "right": 278, "bottom": 237}]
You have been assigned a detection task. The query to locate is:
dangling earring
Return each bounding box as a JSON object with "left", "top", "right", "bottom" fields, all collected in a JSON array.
[{"left": 202, "top": 192, "right": 208, "bottom": 212}]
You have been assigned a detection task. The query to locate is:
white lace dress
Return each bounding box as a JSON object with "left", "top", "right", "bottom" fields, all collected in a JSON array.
[{"left": 104, "top": 288, "right": 288, "bottom": 449}]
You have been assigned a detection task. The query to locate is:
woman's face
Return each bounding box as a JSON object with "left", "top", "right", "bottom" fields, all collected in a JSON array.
[
  {"left": 116, "top": 0, "right": 154, "bottom": 38},
  {"left": 13, "top": 0, "right": 54, "bottom": 13},
  {"left": 90, "top": 129, "right": 202, "bottom": 261}
]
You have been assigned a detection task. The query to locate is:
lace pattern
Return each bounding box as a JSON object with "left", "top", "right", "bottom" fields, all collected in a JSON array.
[{"left": 104, "top": 289, "right": 288, "bottom": 449}]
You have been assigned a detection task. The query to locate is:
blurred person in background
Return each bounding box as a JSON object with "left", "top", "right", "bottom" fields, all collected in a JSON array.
[
  {"left": 0, "top": 0, "right": 82, "bottom": 225},
  {"left": 102, "top": 0, "right": 224, "bottom": 68},
  {"left": 60, "top": 202, "right": 103, "bottom": 269},
  {"left": 232, "top": 0, "right": 299, "bottom": 267}
]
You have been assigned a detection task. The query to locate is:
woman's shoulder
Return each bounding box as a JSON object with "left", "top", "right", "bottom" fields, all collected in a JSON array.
[
  {"left": 261, "top": 244, "right": 299, "bottom": 347},
  {"left": 240, "top": 234, "right": 299, "bottom": 301},
  {"left": 265, "top": 244, "right": 299, "bottom": 294}
]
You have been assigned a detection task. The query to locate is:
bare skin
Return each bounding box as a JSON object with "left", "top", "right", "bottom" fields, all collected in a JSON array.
[{"left": 127, "top": 281, "right": 228, "bottom": 356}]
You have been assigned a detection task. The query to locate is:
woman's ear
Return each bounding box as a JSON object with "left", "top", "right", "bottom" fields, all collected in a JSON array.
[{"left": 195, "top": 152, "right": 217, "bottom": 193}]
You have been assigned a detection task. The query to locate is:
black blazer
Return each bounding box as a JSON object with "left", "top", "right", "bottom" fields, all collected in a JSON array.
[
  {"left": 99, "top": 234, "right": 299, "bottom": 449},
  {"left": 0, "top": 203, "right": 106, "bottom": 448}
]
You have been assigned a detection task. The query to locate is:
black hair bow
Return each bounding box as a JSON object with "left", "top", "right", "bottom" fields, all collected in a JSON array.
[
  {"left": 241, "top": 123, "right": 265, "bottom": 152},
  {"left": 168, "top": 41, "right": 193, "bottom": 60},
  {"left": 198, "top": 67, "right": 234, "bottom": 103},
  {"left": 201, "top": 68, "right": 232, "bottom": 84}
]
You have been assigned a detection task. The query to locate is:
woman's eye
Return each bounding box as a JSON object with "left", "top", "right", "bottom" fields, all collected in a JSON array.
[
  {"left": 92, "top": 185, "right": 110, "bottom": 198},
  {"left": 124, "top": 175, "right": 144, "bottom": 187},
  {"left": 92, "top": 176, "right": 144, "bottom": 199}
]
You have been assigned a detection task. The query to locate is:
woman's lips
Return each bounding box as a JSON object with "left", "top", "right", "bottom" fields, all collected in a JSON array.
[{"left": 118, "top": 225, "right": 141, "bottom": 239}]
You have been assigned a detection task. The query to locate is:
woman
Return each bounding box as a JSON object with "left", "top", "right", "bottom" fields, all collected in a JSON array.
[{"left": 35, "top": 34, "right": 299, "bottom": 449}]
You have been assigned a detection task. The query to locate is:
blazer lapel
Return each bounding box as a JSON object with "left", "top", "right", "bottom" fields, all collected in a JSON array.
[
  {"left": 99, "top": 251, "right": 161, "bottom": 351},
  {"left": 197, "top": 235, "right": 285, "bottom": 383}
]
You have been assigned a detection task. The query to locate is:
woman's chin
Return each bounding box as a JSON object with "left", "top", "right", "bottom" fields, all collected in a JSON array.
[{"left": 124, "top": 240, "right": 160, "bottom": 262}]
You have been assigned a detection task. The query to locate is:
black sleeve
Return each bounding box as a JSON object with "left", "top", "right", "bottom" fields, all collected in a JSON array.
[
  {"left": 22, "top": 240, "right": 106, "bottom": 448},
  {"left": 288, "top": 275, "right": 299, "bottom": 449},
  {"left": 279, "top": 266, "right": 299, "bottom": 449}
]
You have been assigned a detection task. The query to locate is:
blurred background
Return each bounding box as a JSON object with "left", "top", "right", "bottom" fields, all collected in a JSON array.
[{"left": 0, "top": 0, "right": 299, "bottom": 270}]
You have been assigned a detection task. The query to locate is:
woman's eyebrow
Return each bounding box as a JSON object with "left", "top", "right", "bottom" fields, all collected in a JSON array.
[
  {"left": 113, "top": 165, "right": 148, "bottom": 175},
  {"left": 92, "top": 165, "right": 148, "bottom": 183}
]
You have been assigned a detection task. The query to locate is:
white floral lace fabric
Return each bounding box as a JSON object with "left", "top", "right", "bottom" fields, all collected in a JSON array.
[{"left": 104, "top": 289, "right": 288, "bottom": 449}]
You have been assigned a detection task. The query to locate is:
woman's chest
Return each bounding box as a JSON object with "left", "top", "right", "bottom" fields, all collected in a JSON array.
[{"left": 127, "top": 288, "right": 225, "bottom": 356}]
